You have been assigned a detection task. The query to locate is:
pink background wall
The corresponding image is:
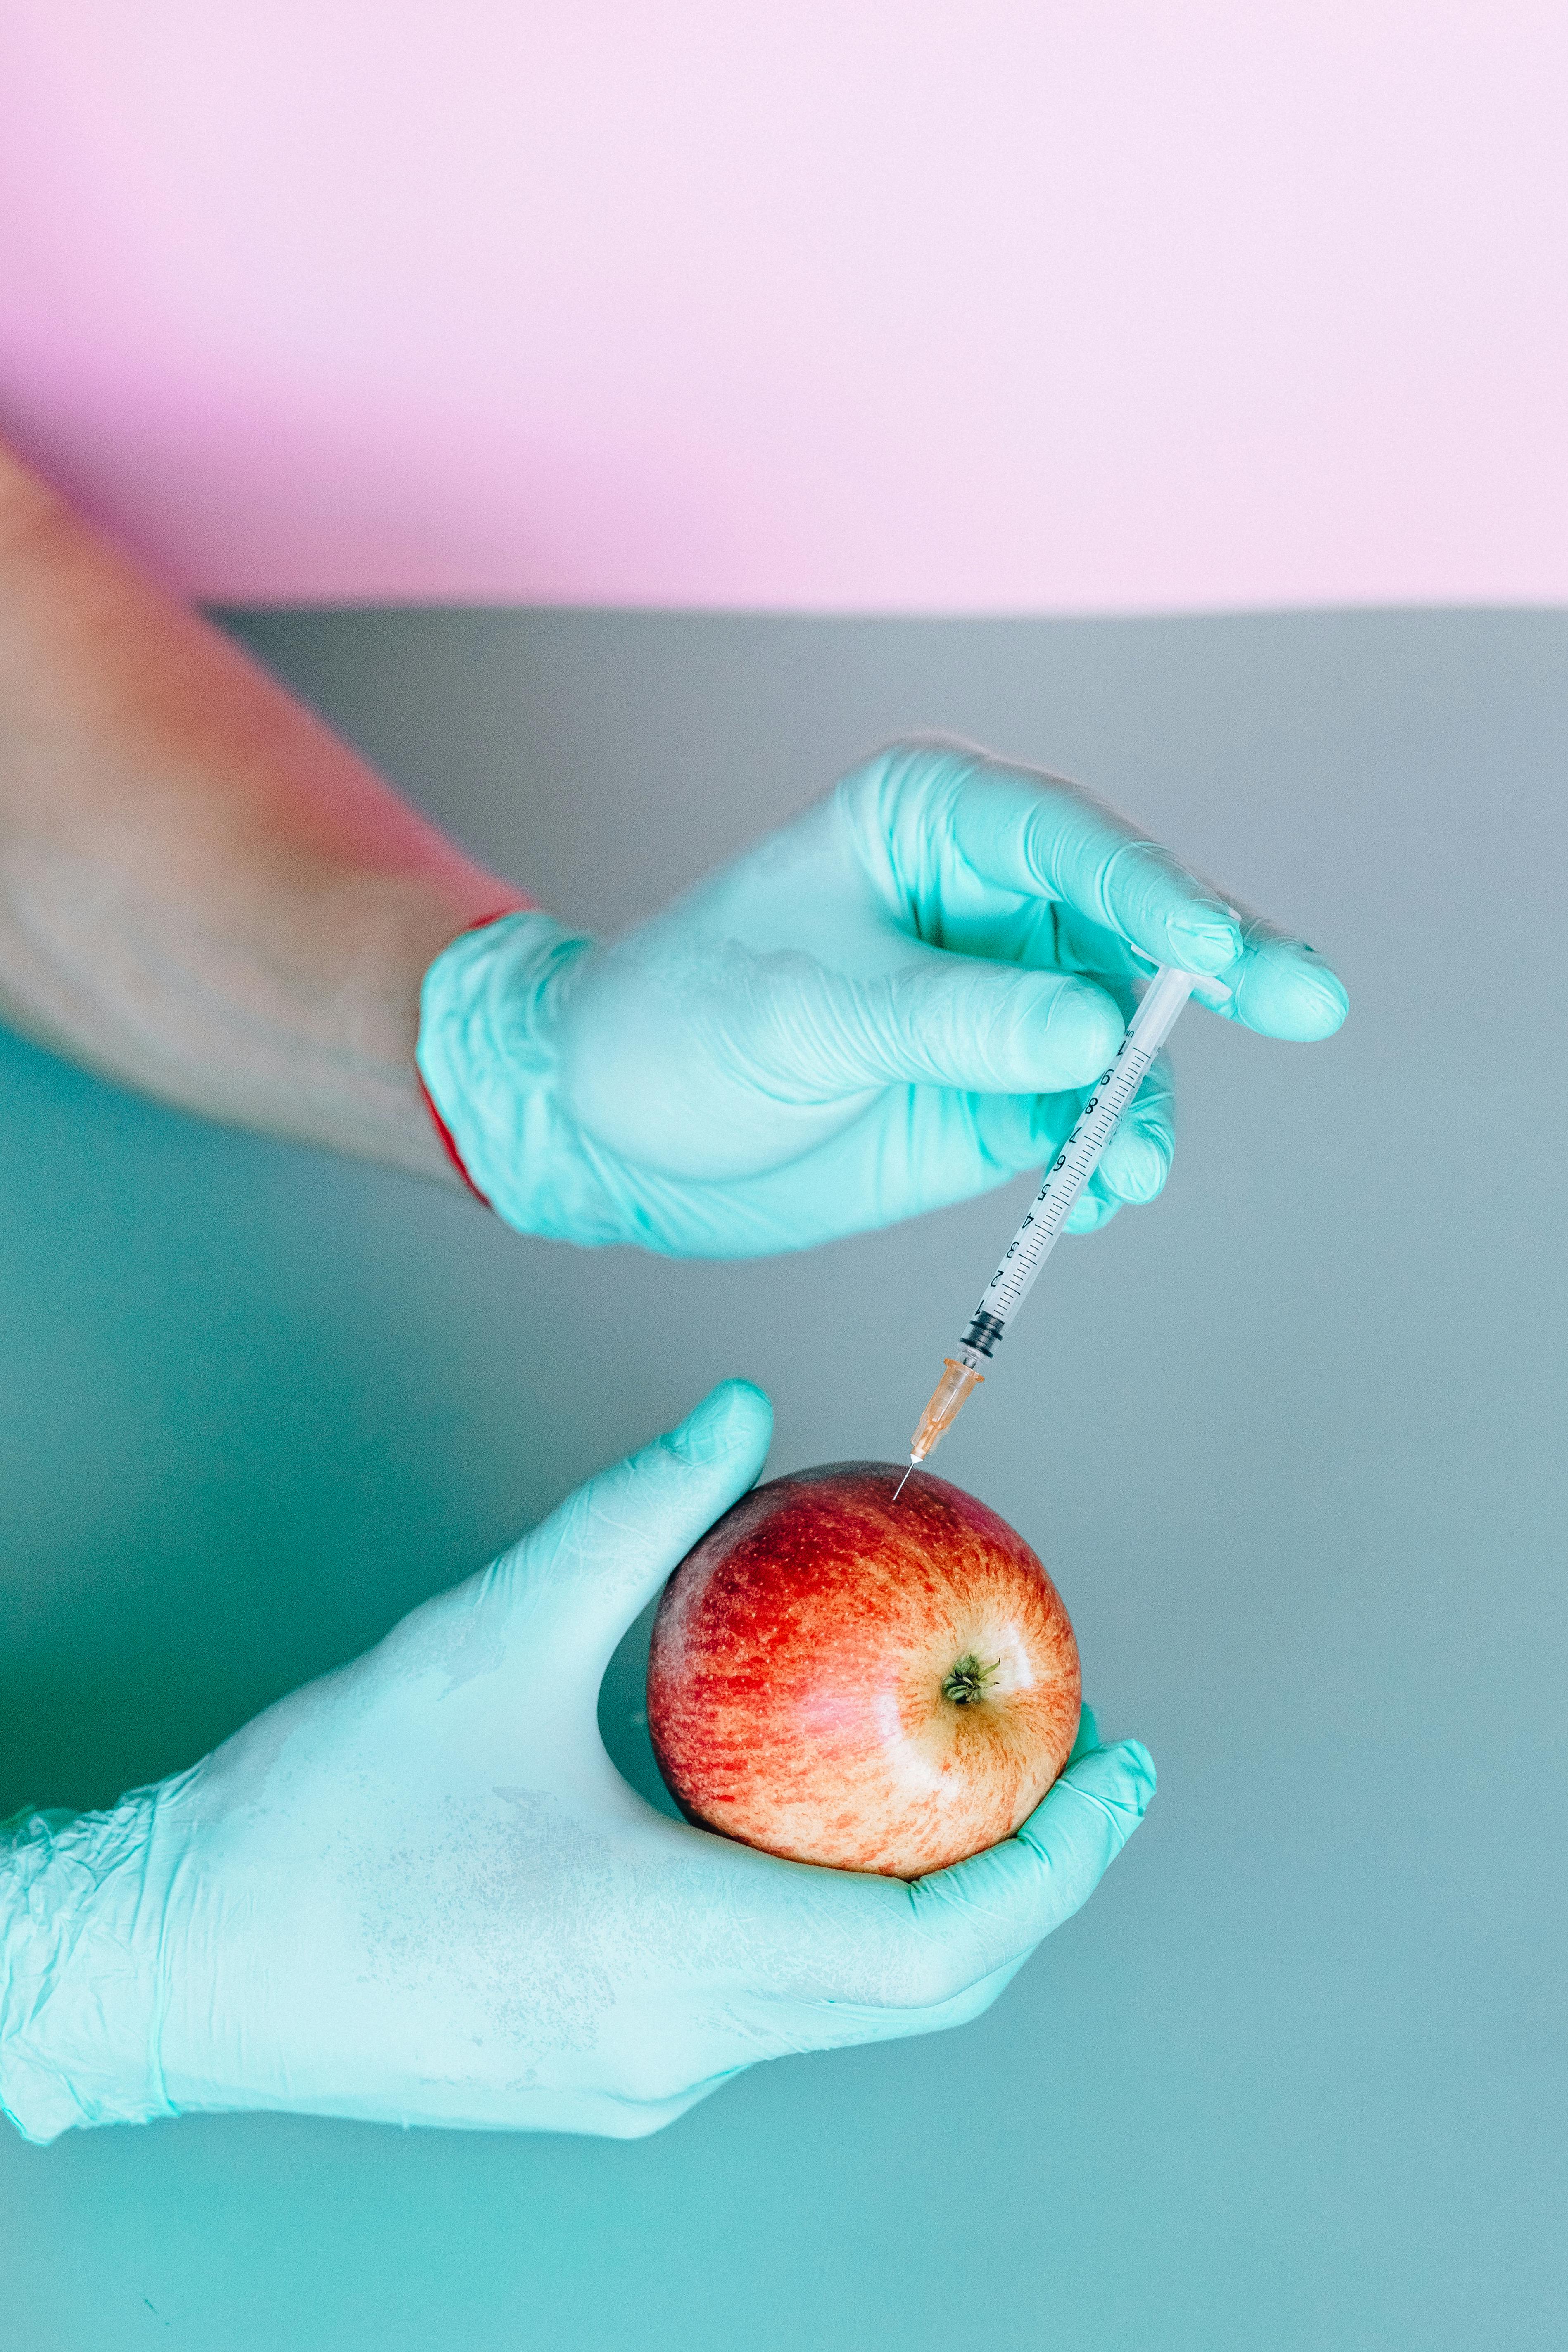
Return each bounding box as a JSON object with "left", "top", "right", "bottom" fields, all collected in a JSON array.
[{"left": 2, "top": 3, "right": 1564, "bottom": 611}]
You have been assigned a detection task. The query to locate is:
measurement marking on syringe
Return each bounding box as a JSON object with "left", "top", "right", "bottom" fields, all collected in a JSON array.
[
  {"left": 975, "top": 1043, "right": 1159, "bottom": 1324},
  {"left": 903, "top": 966, "right": 1210, "bottom": 1473}
]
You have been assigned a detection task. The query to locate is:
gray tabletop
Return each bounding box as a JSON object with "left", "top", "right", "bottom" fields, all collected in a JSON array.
[{"left": 3, "top": 606, "right": 1564, "bottom": 2350}]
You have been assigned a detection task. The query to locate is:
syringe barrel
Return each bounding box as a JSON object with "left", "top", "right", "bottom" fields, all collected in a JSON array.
[{"left": 957, "top": 967, "right": 1195, "bottom": 1354}]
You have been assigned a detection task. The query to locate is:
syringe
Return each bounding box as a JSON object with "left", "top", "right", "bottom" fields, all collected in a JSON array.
[{"left": 896, "top": 964, "right": 1206, "bottom": 1491}]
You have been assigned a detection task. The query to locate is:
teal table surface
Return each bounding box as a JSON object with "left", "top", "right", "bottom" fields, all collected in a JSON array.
[{"left": 3, "top": 610, "right": 1565, "bottom": 2350}]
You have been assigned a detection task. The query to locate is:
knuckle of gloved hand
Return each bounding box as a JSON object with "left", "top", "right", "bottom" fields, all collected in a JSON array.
[
  {"left": 875, "top": 1930, "right": 978, "bottom": 2014},
  {"left": 925, "top": 1969, "right": 1011, "bottom": 2034},
  {"left": 594, "top": 2092, "right": 688, "bottom": 2140},
  {"left": 1094, "top": 835, "right": 1173, "bottom": 920},
  {"left": 840, "top": 734, "right": 981, "bottom": 829},
  {"left": 610, "top": 2048, "right": 701, "bottom": 2113},
  {"left": 883, "top": 732, "right": 980, "bottom": 789}
]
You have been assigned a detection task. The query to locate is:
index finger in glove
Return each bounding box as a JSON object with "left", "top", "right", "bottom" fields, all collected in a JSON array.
[
  {"left": 852, "top": 743, "right": 1347, "bottom": 1041},
  {"left": 856, "top": 741, "right": 1241, "bottom": 975},
  {"left": 953, "top": 759, "right": 1347, "bottom": 1039},
  {"left": 1198, "top": 901, "right": 1349, "bottom": 1041}
]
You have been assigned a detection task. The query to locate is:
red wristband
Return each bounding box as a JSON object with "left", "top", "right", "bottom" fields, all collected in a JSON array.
[
  {"left": 416, "top": 906, "right": 527, "bottom": 1209},
  {"left": 417, "top": 1070, "right": 491, "bottom": 1205}
]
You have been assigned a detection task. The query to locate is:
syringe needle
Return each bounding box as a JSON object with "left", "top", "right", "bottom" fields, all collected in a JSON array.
[{"left": 892, "top": 1462, "right": 915, "bottom": 1501}]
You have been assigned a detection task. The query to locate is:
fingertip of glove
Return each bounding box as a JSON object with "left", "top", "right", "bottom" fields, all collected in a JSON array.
[
  {"left": 667, "top": 1378, "right": 774, "bottom": 1469},
  {"left": 1119, "top": 1738, "right": 1158, "bottom": 1807},
  {"left": 1291, "top": 969, "right": 1350, "bottom": 1039},
  {"left": 1235, "top": 943, "right": 1349, "bottom": 1040},
  {"left": 1058, "top": 1734, "right": 1157, "bottom": 1818}
]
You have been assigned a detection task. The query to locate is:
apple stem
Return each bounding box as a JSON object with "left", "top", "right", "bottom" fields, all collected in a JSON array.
[{"left": 941, "top": 1654, "right": 1000, "bottom": 1706}]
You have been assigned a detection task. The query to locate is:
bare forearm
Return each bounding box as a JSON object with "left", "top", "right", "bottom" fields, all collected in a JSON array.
[{"left": 0, "top": 444, "right": 527, "bottom": 1178}]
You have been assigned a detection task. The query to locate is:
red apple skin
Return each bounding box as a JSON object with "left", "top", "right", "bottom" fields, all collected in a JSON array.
[{"left": 646, "top": 1461, "right": 1081, "bottom": 1879}]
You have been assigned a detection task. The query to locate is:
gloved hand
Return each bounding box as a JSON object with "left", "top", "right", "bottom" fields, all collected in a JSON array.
[
  {"left": 0, "top": 1382, "right": 1152, "bottom": 2143},
  {"left": 417, "top": 737, "right": 1347, "bottom": 1256}
]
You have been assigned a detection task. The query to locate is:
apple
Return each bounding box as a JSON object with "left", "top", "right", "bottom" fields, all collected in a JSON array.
[{"left": 647, "top": 1461, "right": 1080, "bottom": 1879}]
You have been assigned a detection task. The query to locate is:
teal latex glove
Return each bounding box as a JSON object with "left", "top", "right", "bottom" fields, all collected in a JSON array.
[
  {"left": 0, "top": 1383, "right": 1152, "bottom": 2144},
  {"left": 417, "top": 737, "right": 1346, "bottom": 1255}
]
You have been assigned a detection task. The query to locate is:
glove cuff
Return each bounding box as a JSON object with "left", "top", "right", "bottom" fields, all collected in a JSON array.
[
  {"left": 416, "top": 910, "right": 605, "bottom": 1240},
  {"left": 0, "top": 1796, "right": 177, "bottom": 2143}
]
